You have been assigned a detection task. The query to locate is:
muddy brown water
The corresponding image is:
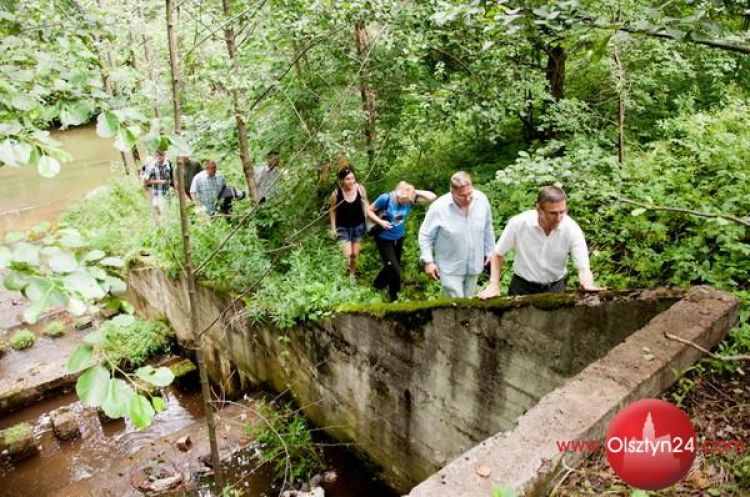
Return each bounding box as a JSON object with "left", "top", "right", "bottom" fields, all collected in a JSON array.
[{"left": 0, "top": 124, "right": 122, "bottom": 239}]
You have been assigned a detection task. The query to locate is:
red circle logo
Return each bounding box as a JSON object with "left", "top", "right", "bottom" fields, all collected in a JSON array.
[{"left": 605, "top": 398, "right": 697, "bottom": 490}]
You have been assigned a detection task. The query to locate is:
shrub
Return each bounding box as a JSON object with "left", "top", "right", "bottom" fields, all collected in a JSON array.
[
  {"left": 98, "top": 315, "right": 174, "bottom": 367},
  {"left": 43, "top": 321, "right": 66, "bottom": 338},
  {"left": 246, "top": 399, "right": 324, "bottom": 485},
  {"left": 10, "top": 330, "right": 35, "bottom": 350}
]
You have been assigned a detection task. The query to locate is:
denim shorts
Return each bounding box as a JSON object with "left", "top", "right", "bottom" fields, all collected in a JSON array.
[{"left": 336, "top": 223, "right": 366, "bottom": 242}]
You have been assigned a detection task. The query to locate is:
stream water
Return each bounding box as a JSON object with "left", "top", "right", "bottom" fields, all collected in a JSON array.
[
  {"left": 0, "top": 124, "right": 122, "bottom": 239},
  {"left": 0, "top": 127, "right": 398, "bottom": 496}
]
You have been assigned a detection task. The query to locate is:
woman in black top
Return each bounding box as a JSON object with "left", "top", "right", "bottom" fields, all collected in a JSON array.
[{"left": 329, "top": 167, "right": 369, "bottom": 280}]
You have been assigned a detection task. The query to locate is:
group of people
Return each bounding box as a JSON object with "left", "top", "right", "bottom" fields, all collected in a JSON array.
[
  {"left": 140, "top": 150, "right": 282, "bottom": 216},
  {"left": 329, "top": 169, "right": 599, "bottom": 301}
]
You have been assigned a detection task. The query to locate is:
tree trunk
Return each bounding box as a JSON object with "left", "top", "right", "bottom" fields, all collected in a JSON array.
[
  {"left": 165, "top": 0, "right": 225, "bottom": 490},
  {"left": 79, "top": 0, "right": 136, "bottom": 176},
  {"left": 222, "top": 0, "right": 258, "bottom": 200},
  {"left": 354, "top": 22, "right": 376, "bottom": 169},
  {"left": 545, "top": 44, "right": 566, "bottom": 102},
  {"left": 137, "top": 0, "right": 161, "bottom": 120}
]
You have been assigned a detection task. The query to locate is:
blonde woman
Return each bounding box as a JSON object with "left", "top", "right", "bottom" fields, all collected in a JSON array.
[{"left": 367, "top": 181, "right": 436, "bottom": 301}]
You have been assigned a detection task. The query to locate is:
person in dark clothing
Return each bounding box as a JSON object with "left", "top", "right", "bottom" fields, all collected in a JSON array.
[
  {"left": 329, "top": 167, "right": 369, "bottom": 280},
  {"left": 367, "top": 182, "right": 436, "bottom": 301},
  {"left": 178, "top": 155, "right": 202, "bottom": 197}
]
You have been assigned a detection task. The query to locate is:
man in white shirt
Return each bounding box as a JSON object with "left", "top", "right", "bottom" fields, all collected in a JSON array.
[
  {"left": 478, "top": 186, "right": 599, "bottom": 298},
  {"left": 418, "top": 171, "right": 495, "bottom": 298}
]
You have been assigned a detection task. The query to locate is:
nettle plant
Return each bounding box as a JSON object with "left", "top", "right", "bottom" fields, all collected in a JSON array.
[{"left": 66, "top": 314, "right": 174, "bottom": 429}]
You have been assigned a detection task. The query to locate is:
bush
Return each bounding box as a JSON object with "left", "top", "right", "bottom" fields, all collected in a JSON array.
[
  {"left": 99, "top": 315, "right": 174, "bottom": 367},
  {"left": 10, "top": 330, "right": 35, "bottom": 350},
  {"left": 246, "top": 399, "right": 324, "bottom": 485},
  {"left": 43, "top": 321, "right": 66, "bottom": 338}
]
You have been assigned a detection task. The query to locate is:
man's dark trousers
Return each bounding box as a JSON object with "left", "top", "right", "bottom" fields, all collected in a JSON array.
[{"left": 508, "top": 274, "right": 566, "bottom": 296}]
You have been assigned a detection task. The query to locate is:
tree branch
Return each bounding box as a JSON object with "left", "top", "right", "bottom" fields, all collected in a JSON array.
[
  {"left": 664, "top": 332, "right": 750, "bottom": 361},
  {"left": 617, "top": 197, "right": 750, "bottom": 228}
]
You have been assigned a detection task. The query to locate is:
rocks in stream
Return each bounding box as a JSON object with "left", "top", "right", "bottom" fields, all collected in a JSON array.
[
  {"left": 50, "top": 405, "right": 81, "bottom": 441},
  {"left": 175, "top": 435, "right": 192, "bottom": 452},
  {"left": 0, "top": 422, "right": 39, "bottom": 462},
  {"left": 130, "top": 463, "right": 185, "bottom": 496},
  {"left": 281, "top": 488, "right": 325, "bottom": 497}
]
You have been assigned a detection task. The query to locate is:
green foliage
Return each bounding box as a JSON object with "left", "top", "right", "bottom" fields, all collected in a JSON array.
[
  {"left": 246, "top": 399, "right": 324, "bottom": 485},
  {"left": 67, "top": 314, "right": 174, "bottom": 430},
  {"left": 244, "top": 234, "right": 379, "bottom": 328},
  {"left": 97, "top": 314, "right": 174, "bottom": 367},
  {"left": 492, "top": 485, "right": 517, "bottom": 497},
  {"left": 43, "top": 320, "right": 66, "bottom": 337},
  {"left": 60, "top": 180, "right": 154, "bottom": 261},
  {"left": 9, "top": 329, "right": 35, "bottom": 350},
  {"left": 1, "top": 224, "right": 128, "bottom": 324}
]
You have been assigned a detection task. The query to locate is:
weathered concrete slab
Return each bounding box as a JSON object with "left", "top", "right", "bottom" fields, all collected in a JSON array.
[
  {"left": 127, "top": 264, "right": 719, "bottom": 494},
  {"left": 0, "top": 326, "right": 86, "bottom": 416},
  {"left": 407, "top": 286, "right": 738, "bottom": 497}
]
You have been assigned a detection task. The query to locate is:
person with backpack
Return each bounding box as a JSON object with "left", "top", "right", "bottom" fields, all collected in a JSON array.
[
  {"left": 143, "top": 150, "right": 173, "bottom": 217},
  {"left": 368, "top": 181, "right": 436, "bottom": 301},
  {"left": 189, "top": 159, "right": 226, "bottom": 215}
]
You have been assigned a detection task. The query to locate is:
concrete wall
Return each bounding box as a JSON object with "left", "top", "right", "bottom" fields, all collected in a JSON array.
[{"left": 126, "top": 264, "right": 679, "bottom": 493}]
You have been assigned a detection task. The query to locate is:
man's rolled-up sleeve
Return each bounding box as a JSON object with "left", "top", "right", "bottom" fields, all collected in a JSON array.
[
  {"left": 418, "top": 206, "right": 438, "bottom": 264},
  {"left": 570, "top": 225, "right": 590, "bottom": 270}
]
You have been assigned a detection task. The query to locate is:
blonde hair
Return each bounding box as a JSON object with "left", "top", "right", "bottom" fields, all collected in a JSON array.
[{"left": 395, "top": 181, "right": 415, "bottom": 202}]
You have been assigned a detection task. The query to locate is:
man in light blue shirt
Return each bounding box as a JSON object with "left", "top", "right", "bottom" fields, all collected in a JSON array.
[{"left": 418, "top": 171, "right": 495, "bottom": 298}]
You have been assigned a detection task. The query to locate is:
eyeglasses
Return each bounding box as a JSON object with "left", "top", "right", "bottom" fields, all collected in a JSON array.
[{"left": 541, "top": 208, "right": 567, "bottom": 217}]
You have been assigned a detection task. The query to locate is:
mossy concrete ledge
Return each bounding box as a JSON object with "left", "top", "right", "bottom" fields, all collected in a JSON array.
[{"left": 125, "top": 263, "right": 736, "bottom": 495}]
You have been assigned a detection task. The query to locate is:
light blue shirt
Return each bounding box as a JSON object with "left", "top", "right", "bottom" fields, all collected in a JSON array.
[{"left": 418, "top": 190, "right": 495, "bottom": 276}]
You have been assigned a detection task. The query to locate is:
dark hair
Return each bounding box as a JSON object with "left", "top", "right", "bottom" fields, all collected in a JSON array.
[
  {"left": 536, "top": 185, "right": 567, "bottom": 205},
  {"left": 338, "top": 167, "right": 355, "bottom": 181}
]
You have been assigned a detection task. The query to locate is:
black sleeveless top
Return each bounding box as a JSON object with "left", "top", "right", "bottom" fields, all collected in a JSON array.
[{"left": 335, "top": 185, "right": 366, "bottom": 228}]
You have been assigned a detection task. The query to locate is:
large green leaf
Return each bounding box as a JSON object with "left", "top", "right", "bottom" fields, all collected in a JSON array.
[
  {"left": 58, "top": 228, "right": 85, "bottom": 248},
  {"left": 60, "top": 101, "right": 92, "bottom": 127},
  {"left": 102, "top": 378, "right": 134, "bottom": 419},
  {"left": 66, "top": 296, "right": 87, "bottom": 316},
  {"left": 11, "top": 94, "right": 36, "bottom": 111},
  {"left": 0, "top": 140, "right": 31, "bottom": 166},
  {"left": 128, "top": 394, "right": 156, "bottom": 429},
  {"left": 96, "top": 111, "right": 119, "bottom": 138},
  {"left": 0, "top": 246, "right": 10, "bottom": 268},
  {"left": 151, "top": 396, "right": 167, "bottom": 413},
  {"left": 48, "top": 252, "right": 79, "bottom": 273},
  {"left": 83, "top": 249, "right": 106, "bottom": 262},
  {"left": 12, "top": 242, "right": 40, "bottom": 266},
  {"left": 0, "top": 121, "right": 23, "bottom": 135},
  {"left": 76, "top": 365, "right": 110, "bottom": 407},
  {"left": 111, "top": 314, "right": 135, "bottom": 327},
  {"left": 66, "top": 344, "right": 94, "bottom": 372},
  {"left": 23, "top": 296, "right": 47, "bottom": 324},
  {"left": 135, "top": 365, "right": 175, "bottom": 387},
  {"left": 4, "top": 271, "right": 29, "bottom": 291},
  {"left": 100, "top": 256, "right": 125, "bottom": 268},
  {"left": 63, "top": 271, "right": 106, "bottom": 299},
  {"left": 107, "top": 276, "right": 127, "bottom": 295},
  {"left": 114, "top": 127, "right": 137, "bottom": 153}
]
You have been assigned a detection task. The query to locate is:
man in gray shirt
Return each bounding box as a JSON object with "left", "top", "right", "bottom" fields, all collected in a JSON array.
[
  {"left": 418, "top": 171, "right": 495, "bottom": 298},
  {"left": 254, "top": 150, "right": 281, "bottom": 203}
]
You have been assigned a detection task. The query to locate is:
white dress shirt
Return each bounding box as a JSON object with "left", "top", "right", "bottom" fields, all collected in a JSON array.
[{"left": 494, "top": 209, "right": 590, "bottom": 284}]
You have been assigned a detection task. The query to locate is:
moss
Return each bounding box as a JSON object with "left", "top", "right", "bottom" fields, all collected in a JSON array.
[
  {"left": 0, "top": 386, "right": 22, "bottom": 404},
  {"left": 9, "top": 329, "right": 35, "bottom": 350},
  {"left": 1, "top": 423, "right": 32, "bottom": 446},
  {"left": 43, "top": 321, "right": 66, "bottom": 337},
  {"left": 340, "top": 292, "right": 582, "bottom": 320},
  {"left": 168, "top": 359, "right": 197, "bottom": 378}
]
